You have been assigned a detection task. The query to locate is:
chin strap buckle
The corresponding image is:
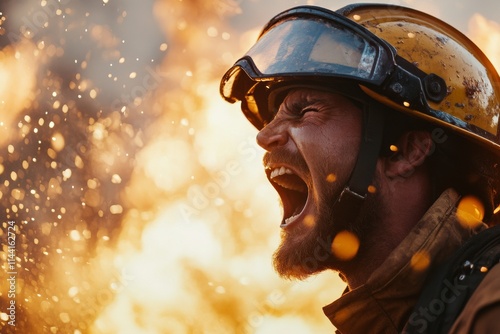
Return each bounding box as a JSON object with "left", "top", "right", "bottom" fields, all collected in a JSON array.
[{"left": 338, "top": 187, "right": 366, "bottom": 202}]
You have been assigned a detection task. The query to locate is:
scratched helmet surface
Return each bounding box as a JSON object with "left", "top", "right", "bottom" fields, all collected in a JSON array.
[{"left": 339, "top": 3, "right": 500, "bottom": 156}]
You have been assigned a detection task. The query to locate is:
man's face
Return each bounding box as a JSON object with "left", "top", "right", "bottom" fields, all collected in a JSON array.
[{"left": 257, "top": 88, "right": 366, "bottom": 279}]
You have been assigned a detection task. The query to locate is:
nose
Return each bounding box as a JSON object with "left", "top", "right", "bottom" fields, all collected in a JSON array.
[{"left": 256, "top": 119, "right": 289, "bottom": 151}]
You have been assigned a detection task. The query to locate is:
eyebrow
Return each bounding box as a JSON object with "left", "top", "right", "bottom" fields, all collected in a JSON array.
[{"left": 281, "top": 95, "right": 329, "bottom": 113}]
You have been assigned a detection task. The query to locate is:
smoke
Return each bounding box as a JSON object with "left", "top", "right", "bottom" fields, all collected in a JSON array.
[{"left": 468, "top": 13, "right": 500, "bottom": 72}]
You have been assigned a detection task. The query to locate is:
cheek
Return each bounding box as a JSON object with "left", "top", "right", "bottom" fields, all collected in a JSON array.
[
  {"left": 321, "top": 138, "right": 360, "bottom": 182},
  {"left": 293, "top": 121, "right": 362, "bottom": 151},
  {"left": 290, "top": 126, "right": 361, "bottom": 179}
]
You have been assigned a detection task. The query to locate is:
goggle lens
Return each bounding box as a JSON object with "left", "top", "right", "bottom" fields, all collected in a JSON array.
[{"left": 247, "top": 18, "right": 379, "bottom": 80}]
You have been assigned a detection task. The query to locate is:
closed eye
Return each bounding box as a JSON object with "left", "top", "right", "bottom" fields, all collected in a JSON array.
[{"left": 300, "top": 107, "right": 319, "bottom": 115}]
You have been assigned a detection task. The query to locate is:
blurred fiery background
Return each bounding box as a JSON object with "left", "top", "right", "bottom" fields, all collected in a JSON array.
[{"left": 0, "top": 0, "right": 498, "bottom": 333}]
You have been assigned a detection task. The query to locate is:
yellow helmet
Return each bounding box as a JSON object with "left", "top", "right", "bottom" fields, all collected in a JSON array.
[{"left": 338, "top": 3, "right": 500, "bottom": 159}]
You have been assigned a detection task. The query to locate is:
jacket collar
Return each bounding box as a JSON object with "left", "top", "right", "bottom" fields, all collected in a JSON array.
[{"left": 323, "top": 189, "right": 486, "bottom": 333}]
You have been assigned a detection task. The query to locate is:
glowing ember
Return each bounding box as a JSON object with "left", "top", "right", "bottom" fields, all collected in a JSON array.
[
  {"left": 456, "top": 195, "right": 485, "bottom": 227},
  {"left": 326, "top": 173, "right": 337, "bottom": 183},
  {"left": 331, "top": 230, "right": 360, "bottom": 261},
  {"left": 367, "top": 185, "right": 377, "bottom": 194},
  {"left": 410, "top": 250, "right": 431, "bottom": 272}
]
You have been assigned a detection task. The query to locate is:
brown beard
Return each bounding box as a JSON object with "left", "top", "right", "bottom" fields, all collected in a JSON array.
[{"left": 272, "top": 178, "right": 382, "bottom": 280}]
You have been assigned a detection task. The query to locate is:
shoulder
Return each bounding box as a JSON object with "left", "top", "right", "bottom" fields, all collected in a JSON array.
[
  {"left": 449, "top": 256, "right": 500, "bottom": 333},
  {"left": 404, "top": 225, "right": 500, "bottom": 334}
]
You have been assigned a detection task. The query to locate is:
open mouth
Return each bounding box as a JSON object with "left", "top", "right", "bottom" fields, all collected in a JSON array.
[{"left": 267, "top": 166, "right": 309, "bottom": 228}]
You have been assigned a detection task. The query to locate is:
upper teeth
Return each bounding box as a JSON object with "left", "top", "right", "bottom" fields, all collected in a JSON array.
[{"left": 270, "top": 166, "right": 293, "bottom": 179}]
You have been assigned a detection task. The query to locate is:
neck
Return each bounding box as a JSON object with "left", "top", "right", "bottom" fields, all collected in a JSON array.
[{"left": 337, "top": 171, "right": 433, "bottom": 289}]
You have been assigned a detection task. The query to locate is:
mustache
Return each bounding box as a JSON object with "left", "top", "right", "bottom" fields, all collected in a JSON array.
[{"left": 262, "top": 148, "right": 308, "bottom": 172}]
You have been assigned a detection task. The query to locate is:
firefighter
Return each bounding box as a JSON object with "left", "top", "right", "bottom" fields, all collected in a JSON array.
[{"left": 220, "top": 4, "right": 500, "bottom": 333}]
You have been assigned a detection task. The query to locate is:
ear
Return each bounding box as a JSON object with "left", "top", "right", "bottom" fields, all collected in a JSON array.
[{"left": 385, "top": 131, "right": 433, "bottom": 178}]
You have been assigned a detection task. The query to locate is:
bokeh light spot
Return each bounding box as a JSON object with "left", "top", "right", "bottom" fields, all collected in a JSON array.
[
  {"left": 303, "top": 214, "right": 315, "bottom": 228},
  {"left": 326, "top": 173, "right": 337, "bottom": 183},
  {"left": 111, "top": 174, "right": 122, "bottom": 184},
  {"left": 410, "top": 250, "right": 431, "bottom": 272},
  {"left": 110, "top": 204, "right": 123, "bottom": 214},
  {"left": 62, "top": 168, "right": 72, "bottom": 180},
  {"left": 331, "top": 230, "right": 359, "bottom": 261},
  {"left": 51, "top": 132, "right": 65, "bottom": 151},
  {"left": 456, "top": 195, "right": 484, "bottom": 228},
  {"left": 69, "top": 230, "right": 81, "bottom": 241},
  {"left": 59, "top": 312, "right": 71, "bottom": 323}
]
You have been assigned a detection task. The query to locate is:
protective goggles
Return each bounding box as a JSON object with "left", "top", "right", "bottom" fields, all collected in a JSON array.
[{"left": 220, "top": 6, "right": 447, "bottom": 130}]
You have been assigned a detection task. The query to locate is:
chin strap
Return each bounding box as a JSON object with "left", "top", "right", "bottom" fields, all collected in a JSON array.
[{"left": 330, "top": 101, "right": 386, "bottom": 235}]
